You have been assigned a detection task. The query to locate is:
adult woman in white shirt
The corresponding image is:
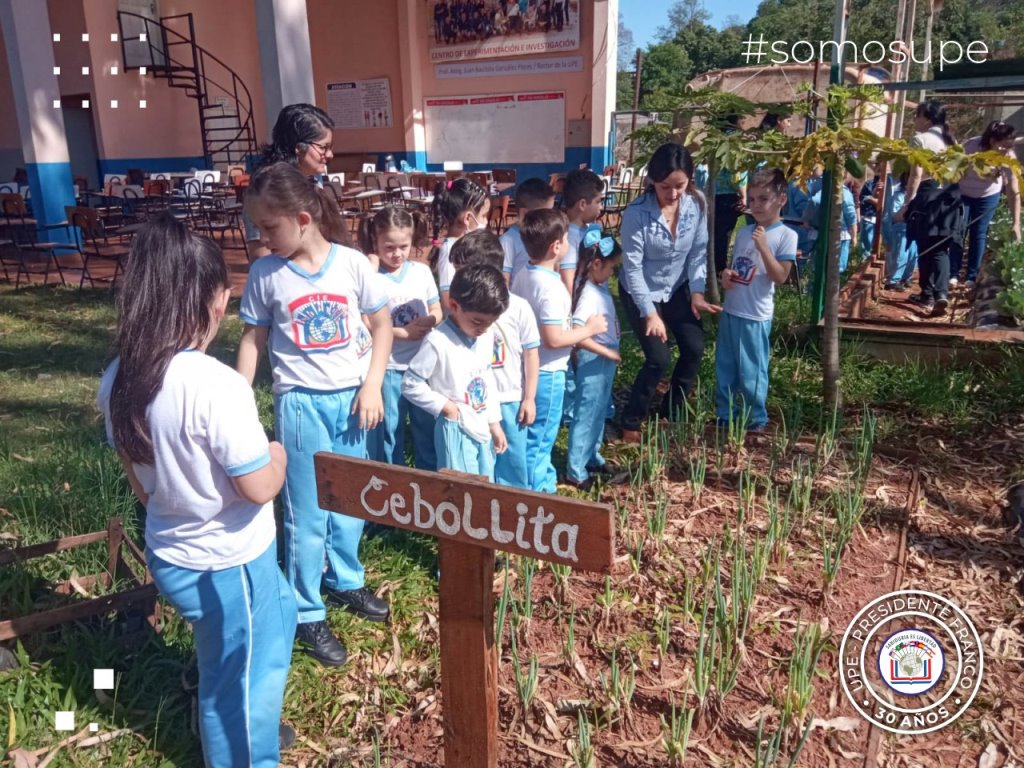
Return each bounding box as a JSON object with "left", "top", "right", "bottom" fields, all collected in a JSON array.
[{"left": 950, "top": 121, "right": 1021, "bottom": 289}]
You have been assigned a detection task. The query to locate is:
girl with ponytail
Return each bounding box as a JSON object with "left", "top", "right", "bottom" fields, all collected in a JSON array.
[
  {"left": 238, "top": 161, "right": 394, "bottom": 666},
  {"left": 564, "top": 226, "right": 622, "bottom": 490},
  {"left": 429, "top": 176, "right": 490, "bottom": 308},
  {"left": 98, "top": 214, "right": 294, "bottom": 767}
]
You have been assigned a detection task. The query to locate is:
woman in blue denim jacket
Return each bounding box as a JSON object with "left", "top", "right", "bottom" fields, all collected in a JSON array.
[{"left": 618, "top": 143, "right": 722, "bottom": 442}]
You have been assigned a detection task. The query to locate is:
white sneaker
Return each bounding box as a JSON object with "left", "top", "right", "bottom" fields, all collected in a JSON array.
[{"left": 949, "top": 277, "right": 959, "bottom": 288}]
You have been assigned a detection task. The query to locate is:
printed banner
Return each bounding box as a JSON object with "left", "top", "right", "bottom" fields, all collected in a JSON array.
[
  {"left": 429, "top": 0, "right": 580, "bottom": 63},
  {"left": 326, "top": 78, "right": 394, "bottom": 130},
  {"left": 435, "top": 55, "right": 583, "bottom": 79}
]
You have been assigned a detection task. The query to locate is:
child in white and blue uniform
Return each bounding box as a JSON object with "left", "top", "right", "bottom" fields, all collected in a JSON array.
[
  {"left": 361, "top": 207, "right": 442, "bottom": 469},
  {"left": 883, "top": 172, "right": 918, "bottom": 289},
  {"left": 448, "top": 230, "right": 540, "bottom": 489},
  {"left": 512, "top": 209, "right": 607, "bottom": 493},
  {"left": 565, "top": 227, "right": 622, "bottom": 490},
  {"left": 716, "top": 169, "right": 797, "bottom": 430},
  {"left": 403, "top": 264, "right": 509, "bottom": 479},
  {"left": 98, "top": 217, "right": 294, "bottom": 767},
  {"left": 238, "top": 162, "right": 393, "bottom": 667},
  {"left": 501, "top": 177, "right": 557, "bottom": 284}
]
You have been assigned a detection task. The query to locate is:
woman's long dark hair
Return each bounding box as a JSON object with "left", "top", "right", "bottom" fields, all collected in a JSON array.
[
  {"left": 246, "top": 161, "right": 350, "bottom": 246},
  {"left": 571, "top": 235, "right": 622, "bottom": 315},
  {"left": 111, "top": 214, "right": 228, "bottom": 465},
  {"left": 980, "top": 120, "right": 1016, "bottom": 150},
  {"left": 916, "top": 100, "right": 955, "bottom": 147},
  {"left": 429, "top": 177, "right": 487, "bottom": 267},
  {"left": 257, "top": 104, "right": 334, "bottom": 168},
  {"left": 643, "top": 142, "right": 705, "bottom": 214},
  {"left": 357, "top": 205, "right": 428, "bottom": 258}
]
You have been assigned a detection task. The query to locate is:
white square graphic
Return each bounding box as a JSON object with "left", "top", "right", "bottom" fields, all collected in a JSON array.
[
  {"left": 53, "top": 99, "right": 61, "bottom": 109},
  {"left": 89, "top": 723, "right": 99, "bottom": 732},
  {"left": 139, "top": 100, "right": 147, "bottom": 109},
  {"left": 111, "top": 66, "right": 118, "bottom": 75},
  {"left": 81, "top": 99, "right": 90, "bottom": 109},
  {"left": 82, "top": 66, "right": 90, "bottom": 76},
  {"left": 93, "top": 669, "right": 114, "bottom": 689},
  {"left": 139, "top": 33, "right": 147, "bottom": 42},
  {"left": 110, "top": 100, "right": 119, "bottom": 109},
  {"left": 139, "top": 66, "right": 147, "bottom": 76},
  {"left": 55, "top": 711, "right": 75, "bottom": 731},
  {"left": 53, "top": 66, "right": 61, "bottom": 75},
  {"left": 81, "top": 33, "right": 89, "bottom": 42},
  {"left": 52, "top": 33, "right": 61, "bottom": 42},
  {"left": 110, "top": 33, "right": 118, "bottom": 42}
]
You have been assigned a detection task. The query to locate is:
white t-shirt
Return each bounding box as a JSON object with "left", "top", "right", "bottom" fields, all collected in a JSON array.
[
  {"left": 402, "top": 319, "right": 501, "bottom": 443},
  {"left": 572, "top": 281, "right": 620, "bottom": 348},
  {"left": 511, "top": 264, "right": 572, "bottom": 372},
  {"left": 240, "top": 243, "right": 388, "bottom": 395},
  {"left": 97, "top": 352, "right": 276, "bottom": 570},
  {"left": 437, "top": 236, "right": 459, "bottom": 293},
  {"left": 724, "top": 222, "right": 798, "bottom": 322},
  {"left": 380, "top": 260, "right": 440, "bottom": 370},
  {"left": 500, "top": 225, "right": 529, "bottom": 282},
  {"left": 491, "top": 293, "right": 541, "bottom": 403},
  {"left": 910, "top": 126, "right": 950, "bottom": 182},
  {"left": 565, "top": 222, "right": 587, "bottom": 270}
]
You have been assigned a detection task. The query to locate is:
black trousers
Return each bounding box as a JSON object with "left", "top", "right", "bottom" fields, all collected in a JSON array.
[
  {"left": 916, "top": 235, "right": 951, "bottom": 302},
  {"left": 619, "top": 282, "right": 705, "bottom": 430},
  {"left": 714, "top": 193, "right": 742, "bottom": 273}
]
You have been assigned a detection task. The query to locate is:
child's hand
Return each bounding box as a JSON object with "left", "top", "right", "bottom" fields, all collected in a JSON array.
[
  {"left": 752, "top": 225, "right": 768, "bottom": 250},
  {"left": 608, "top": 349, "right": 622, "bottom": 364},
  {"left": 441, "top": 401, "right": 460, "bottom": 421},
  {"left": 721, "top": 268, "right": 738, "bottom": 290},
  {"left": 490, "top": 423, "right": 508, "bottom": 454},
  {"left": 518, "top": 397, "right": 536, "bottom": 426},
  {"left": 585, "top": 313, "right": 608, "bottom": 337},
  {"left": 403, "top": 321, "right": 431, "bottom": 341},
  {"left": 352, "top": 385, "right": 384, "bottom": 430}
]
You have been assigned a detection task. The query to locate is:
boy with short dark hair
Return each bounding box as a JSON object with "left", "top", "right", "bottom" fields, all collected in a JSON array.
[
  {"left": 716, "top": 168, "right": 797, "bottom": 432},
  {"left": 402, "top": 264, "right": 509, "bottom": 480},
  {"left": 450, "top": 230, "right": 540, "bottom": 489},
  {"left": 511, "top": 209, "right": 607, "bottom": 493},
  {"left": 501, "top": 178, "right": 556, "bottom": 285},
  {"left": 562, "top": 169, "right": 605, "bottom": 293}
]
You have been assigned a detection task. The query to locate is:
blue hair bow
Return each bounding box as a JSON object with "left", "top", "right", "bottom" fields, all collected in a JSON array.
[{"left": 582, "top": 224, "right": 615, "bottom": 257}]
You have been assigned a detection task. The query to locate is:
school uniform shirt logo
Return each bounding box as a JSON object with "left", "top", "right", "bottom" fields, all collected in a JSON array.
[
  {"left": 465, "top": 376, "right": 487, "bottom": 412},
  {"left": 354, "top": 325, "right": 372, "bottom": 358},
  {"left": 289, "top": 293, "right": 351, "bottom": 351},
  {"left": 391, "top": 300, "right": 422, "bottom": 328},
  {"left": 732, "top": 247, "right": 758, "bottom": 286}
]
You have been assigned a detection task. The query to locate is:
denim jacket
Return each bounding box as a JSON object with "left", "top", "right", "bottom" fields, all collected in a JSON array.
[{"left": 620, "top": 191, "right": 708, "bottom": 317}]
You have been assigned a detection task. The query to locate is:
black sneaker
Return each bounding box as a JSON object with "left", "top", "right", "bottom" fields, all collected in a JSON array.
[
  {"left": 561, "top": 476, "right": 594, "bottom": 492},
  {"left": 931, "top": 297, "right": 948, "bottom": 317},
  {"left": 324, "top": 586, "right": 390, "bottom": 623},
  {"left": 279, "top": 723, "right": 296, "bottom": 751},
  {"left": 586, "top": 462, "right": 614, "bottom": 476},
  {"left": 295, "top": 620, "right": 348, "bottom": 667},
  {"left": 909, "top": 292, "right": 930, "bottom": 305}
]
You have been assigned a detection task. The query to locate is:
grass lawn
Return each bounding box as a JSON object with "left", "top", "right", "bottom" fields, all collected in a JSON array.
[{"left": 2, "top": 281, "right": 1024, "bottom": 767}]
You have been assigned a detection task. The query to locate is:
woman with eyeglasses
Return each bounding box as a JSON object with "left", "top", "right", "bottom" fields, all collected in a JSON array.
[
  {"left": 245, "top": 104, "right": 337, "bottom": 259},
  {"left": 949, "top": 120, "right": 1021, "bottom": 290}
]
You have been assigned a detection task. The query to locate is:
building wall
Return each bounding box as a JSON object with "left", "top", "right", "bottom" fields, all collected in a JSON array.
[
  {"left": 0, "top": 21, "right": 25, "bottom": 179},
  {"left": 49, "top": 0, "right": 266, "bottom": 174}
]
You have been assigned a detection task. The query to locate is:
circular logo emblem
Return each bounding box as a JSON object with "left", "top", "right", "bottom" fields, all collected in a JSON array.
[
  {"left": 308, "top": 313, "right": 339, "bottom": 343},
  {"left": 840, "top": 590, "right": 983, "bottom": 736}
]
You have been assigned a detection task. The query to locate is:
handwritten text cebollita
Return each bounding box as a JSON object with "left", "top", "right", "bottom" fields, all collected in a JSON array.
[{"left": 359, "top": 475, "right": 580, "bottom": 562}]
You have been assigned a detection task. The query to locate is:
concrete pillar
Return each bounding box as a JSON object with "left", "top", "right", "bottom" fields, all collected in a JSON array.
[
  {"left": 590, "top": 0, "right": 618, "bottom": 171},
  {"left": 0, "top": 0, "right": 75, "bottom": 233},
  {"left": 254, "top": 0, "right": 315, "bottom": 135},
  {"left": 397, "top": 0, "right": 427, "bottom": 170}
]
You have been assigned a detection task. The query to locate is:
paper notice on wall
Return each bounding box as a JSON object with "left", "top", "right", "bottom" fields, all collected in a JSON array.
[{"left": 326, "top": 78, "right": 393, "bottom": 130}]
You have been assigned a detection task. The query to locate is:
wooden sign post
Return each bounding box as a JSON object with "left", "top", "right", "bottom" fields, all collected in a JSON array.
[{"left": 315, "top": 453, "right": 615, "bottom": 768}]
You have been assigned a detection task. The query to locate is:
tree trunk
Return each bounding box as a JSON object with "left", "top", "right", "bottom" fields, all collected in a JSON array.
[
  {"left": 704, "top": 160, "right": 720, "bottom": 304},
  {"left": 822, "top": 159, "right": 844, "bottom": 412}
]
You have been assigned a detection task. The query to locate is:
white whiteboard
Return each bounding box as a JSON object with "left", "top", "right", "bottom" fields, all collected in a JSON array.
[{"left": 424, "top": 92, "right": 565, "bottom": 165}]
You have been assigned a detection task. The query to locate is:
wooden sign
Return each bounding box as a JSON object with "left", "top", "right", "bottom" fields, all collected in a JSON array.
[{"left": 314, "top": 453, "right": 615, "bottom": 768}]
